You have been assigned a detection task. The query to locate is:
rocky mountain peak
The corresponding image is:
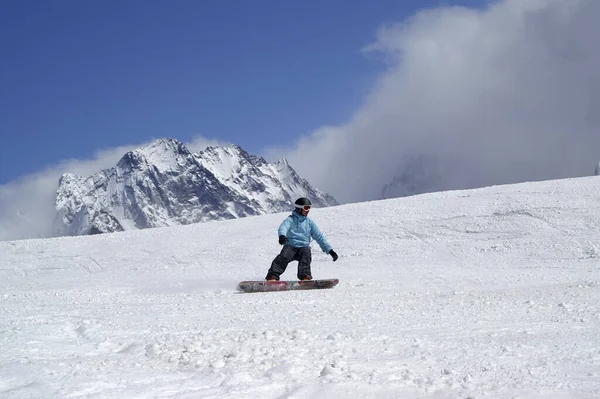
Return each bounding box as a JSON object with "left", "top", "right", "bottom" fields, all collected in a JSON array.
[{"left": 54, "top": 139, "right": 338, "bottom": 237}]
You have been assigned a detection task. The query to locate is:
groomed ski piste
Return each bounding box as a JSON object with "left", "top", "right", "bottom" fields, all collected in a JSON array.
[{"left": 1, "top": 177, "right": 599, "bottom": 398}]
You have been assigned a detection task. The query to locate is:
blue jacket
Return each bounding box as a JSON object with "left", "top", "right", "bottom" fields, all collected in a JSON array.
[{"left": 278, "top": 211, "right": 332, "bottom": 253}]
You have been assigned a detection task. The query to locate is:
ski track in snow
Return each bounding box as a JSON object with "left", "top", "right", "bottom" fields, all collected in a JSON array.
[{"left": 1, "top": 177, "right": 600, "bottom": 398}]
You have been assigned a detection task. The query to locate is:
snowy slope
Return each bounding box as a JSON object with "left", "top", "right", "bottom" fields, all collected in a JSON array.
[{"left": 1, "top": 177, "right": 600, "bottom": 398}]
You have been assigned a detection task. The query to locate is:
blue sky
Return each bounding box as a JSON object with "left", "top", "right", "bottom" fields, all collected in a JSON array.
[{"left": 0, "top": 0, "right": 486, "bottom": 184}]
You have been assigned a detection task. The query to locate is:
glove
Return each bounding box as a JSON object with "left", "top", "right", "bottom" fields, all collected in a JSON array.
[
  {"left": 329, "top": 249, "right": 338, "bottom": 262},
  {"left": 278, "top": 235, "right": 287, "bottom": 245}
]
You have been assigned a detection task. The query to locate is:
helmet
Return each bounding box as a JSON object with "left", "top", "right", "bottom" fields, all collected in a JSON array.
[
  {"left": 294, "top": 197, "right": 312, "bottom": 212},
  {"left": 294, "top": 197, "right": 312, "bottom": 207}
]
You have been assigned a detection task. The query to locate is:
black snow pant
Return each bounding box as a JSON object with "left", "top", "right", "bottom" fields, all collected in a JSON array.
[{"left": 265, "top": 245, "right": 312, "bottom": 281}]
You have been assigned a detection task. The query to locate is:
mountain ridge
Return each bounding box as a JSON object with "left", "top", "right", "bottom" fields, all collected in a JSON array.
[{"left": 54, "top": 138, "right": 338, "bottom": 237}]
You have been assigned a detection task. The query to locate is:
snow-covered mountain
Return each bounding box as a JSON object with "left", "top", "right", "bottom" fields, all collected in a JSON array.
[
  {"left": 54, "top": 138, "right": 337, "bottom": 236},
  {"left": 380, "top": 155, "right": 443, "bottom": 199},
  {"left": 379, "top": 154, "right": 474, "bottom": 199}
]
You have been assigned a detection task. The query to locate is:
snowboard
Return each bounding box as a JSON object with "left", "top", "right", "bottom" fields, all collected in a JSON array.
[{"left": 237, "top": 279, "right": 339, "bottom": 293}]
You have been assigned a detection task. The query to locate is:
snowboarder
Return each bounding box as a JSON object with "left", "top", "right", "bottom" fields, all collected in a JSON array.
[{"left": 265, "top": 197, "right": 339, "bottom": 281}]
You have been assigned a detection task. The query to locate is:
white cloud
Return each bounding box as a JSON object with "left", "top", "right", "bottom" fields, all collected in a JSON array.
[
  {"left": 185, "top": 136, "right": 231, "bottom": 153},
  {"left": 267, "top": 0, "right": 600, "bottom": 203},
  {"left": 0, "top": 136, "right": 220, "bottom": 241}
]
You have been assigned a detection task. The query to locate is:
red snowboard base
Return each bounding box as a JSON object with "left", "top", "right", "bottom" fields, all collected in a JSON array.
[{"left": 237, "top": 279, "right": 339, "bottom": 293}]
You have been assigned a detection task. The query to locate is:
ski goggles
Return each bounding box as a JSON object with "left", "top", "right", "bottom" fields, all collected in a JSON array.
[{"left": 295, "top": 204, "right": 311, "bottom": 211}]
